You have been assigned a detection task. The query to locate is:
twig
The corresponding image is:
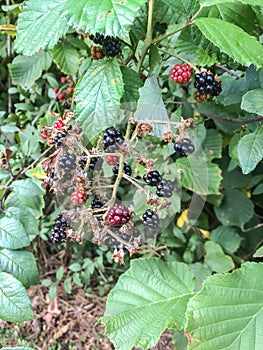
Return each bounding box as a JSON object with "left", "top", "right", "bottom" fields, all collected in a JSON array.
[
  {"left": 203, "top": 112, "right": 263, "bottom": 125},
  {"left": 215, "top": 64, "right": 242, "bottom": 79}
]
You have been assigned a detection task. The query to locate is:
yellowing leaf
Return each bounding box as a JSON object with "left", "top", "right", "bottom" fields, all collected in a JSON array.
[
  {"left": 199, "top": 229, "right": 210, "bottom": 239},
  {"left": 177, "top": 209, "right": 189, "bottom": 228}
]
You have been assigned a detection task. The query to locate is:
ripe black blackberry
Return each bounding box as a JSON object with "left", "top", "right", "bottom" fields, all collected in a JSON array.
[
  {"left": 79, "top": 156, "right": 87, "bottom": 169},
  {"left": 194, "top": 71, "right": 222, "bottom": 96},
  {"left": 143, "top": 170, "right": 162, "bottom": 186},
  {"left": 89, "top": 32, "right": 104, "bottom": 45},
  {"left": 112, "top": 163, "right": 132, "bottom": 177},
  {"left": 102, "top": 128, "right": 124, "bottom": 150},
  {"left": 174, "top": 138, "right": 195, "bottom": 159},
  {"left": 91, "top": 196, "right": 106, "bottom": 209},
  {"left": 142, "top": 209, "right": 159, "bottom": 229},
  {"left": 156, "top": 179, "right": 175, "bottom": 198},
  {"left": 103, "top": 36, "right": 122, "bottom": 57},
  {"left": 50, "top": 213, "right": 69, "bottom": 244},
  {"left": 58, "top": 152, "right": 76, "bottom": 171},
  {"left": 54, "top": 131, "right": 68, "bottom": 146},
  {"left": 89, "top": 156, "right": 103, "bottom": 171}
]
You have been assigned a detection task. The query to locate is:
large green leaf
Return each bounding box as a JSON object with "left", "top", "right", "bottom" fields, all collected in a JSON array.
[
  {"left": 204, "top": 241, "right": 234, "bottom": 273},
  {"left": 8, "top": 52, "right": 52, "bottom": 87},
  {"left": 101, "top": 258, "right": 195, "bottom": 350},
  {"left": 202, "top": 129, "right": 222, "bottom": 160},
  {"left": 0, "top": 272, "right": 34, "bottom": 322},
  {"left": 120, "top": 66, "right": 143, "bottom": 103},
  {"left": 64, "top": 0, "right": 147, "bottom": 39},
  {"left": 14, "top": 0, "right": 69, "bottom": 55},
  {"left": 200, "top": 0, "right": 262, "bottom": 5},
  {"left": 186, "top": 262, "right": 263, "bottom": 350},
  {"left": 50, "top": 42, "right": 80, "bottom": 75},
  {"left": 5, "top": 207, "right": 39, "bottom": 241},
  {"left": 0, "top": 214, "right": 30, "bottom": 249},
  {"left": 11, "top": 179, "right": 45, "bottom": 197},
  {"left": 175, "top": 158, "right": 222, "bottom": 195},
  {"left": 194, "top": 18, "right": 263, "bottom": 69},
  {"left": 75, "top": 59, "right": 124, "bottom": 139},
  {"left": 210, "top": 226, "right": 242, "bottom": 254},
  {"left": 237, "top": 125, "right": 263, "bottom": 175},
  {"left": 134, "top": 75, "right": 169, "bottom": 139},
  {"left": 214, "top": 189, "right": 254, "bottom": 229},
  {"left": 0, "top": 249, "right": 40, "bottom": 288},
  {"left": 154, "top": 0, "right": 189, "bottom": 25},
  {"left": 241, "top": 89, "right": 263, "bottom": 115}
]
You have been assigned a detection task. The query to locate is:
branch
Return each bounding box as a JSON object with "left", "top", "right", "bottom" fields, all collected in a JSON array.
[
  {"left": 136, "top": 0, "right": 154, "bottom": 73},
  {"left": 203, "top": 112, "right": 263, "bottom": 125}
]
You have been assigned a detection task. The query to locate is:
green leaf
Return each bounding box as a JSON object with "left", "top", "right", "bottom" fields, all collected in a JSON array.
[
  {"left": 75, "top": 59, "right": 124, "bottom": 139},
  {"left": 253, "top": 183, "right": 263, "bottom": 195},
  {"left": 11, "top": 179, "right": 45, "bottom": 197},
  {"left": 101, "top": 258, "right": 195, "bottom": 350},
  {"left": 64, "top": 0, "right": 147, "bottom": 39},
  {"left": 8, "top": 52, "right": 52, "bottom": 88},
  {"left": 186, "top": 262, "right": 263, "bottom": 350},
  {"left": 194, "top": 18, "right": 263, "bottom": 69},
  {"left": 1, "top": 348, "right": 35, "bottom": 350},
  {"left": 56, "top": 266, "right": 64, "bottom": 281},
  {"left": 237, "top": 125, "right": 263, "bottom": 175},
  {"left": 202, "top": 129, "right": 222, "bottom": 160},
  {"left": 134, "top": 75, "right": 170, "bottom": 139},
  {"left": 50, "top": 42, "right": 80, "bottom": 75},
  {"left": 253, "top": 246, "right": 263, "bottom": 257},
  {"left": 204, "top": 241, "right": 234, "bottom": 273},
  {"left": 214, "top": 189, "right": 254, "bottom": 229},
  {"left": 175, "top": 158, "right": 222, "bottom": 195},
  {"left": 120, "top": 66, "right": 143, "bottom": 103},
  {"left": 154, "top": 0, "right": 189, "bottom": 24},
  {"left": 210, "top": 226, "right": 242, "bottom": 254},
  {"left": 14, "top": 0, "right": 69, "bottom": 55},
  {"left": 241, "top": 89, "right": 263, "bottom": 115},
  {"left": 200, "top": 0, "right": 262, "bottom": 5},
  {"left": 0, "top": 249, "right": 40, "bottom": 287},
  {"left": 0, "top": 214, "right": 30, "bottom": 249},
  {"left": 0, "top": 272, "right": 34, "bottom": 322}
]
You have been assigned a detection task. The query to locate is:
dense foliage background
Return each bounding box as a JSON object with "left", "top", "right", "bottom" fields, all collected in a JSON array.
[{"left": 0, "top": 0, "right": 263, "bottom": 349}]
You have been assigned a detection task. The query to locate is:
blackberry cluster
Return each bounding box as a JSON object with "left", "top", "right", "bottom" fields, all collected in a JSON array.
[
  {"left": 107, "top": 204, "right": 130, "bottom": 227},
  {"left": 156, "top": 179, "right": 175, "bottom": 198},
  {"left": 51, "top": 213, "right": 69, "bottom": 244},
  {"left": 90, "top": 33, "right": 122, "bottom": 57},
  {"left": 143, "top": 170, "right": 162, "bottom": 187},
  {"left": 102, "top": 128, "right": 124, "bottom": 151},
  {"left": 71, "top": 190, "right": 87, "bottom": 206},
  {"left": 194, "top": 71, "right": 222, "bottom": 96},
  {"left": 58, "top": 152, "right": 76, "bottom": 171},
  {"left": 91, "top": 196, "right": 106, "bottom": 209},
  {"left": 112, "top": 163, "right": 132, "bottom": 177},
  {"left": 174, "top": 138, "right": 195, "bottom": 158},
  {"left": 79, "top": 156, "right": 87, "bottom": 169},
  {"left": 142, "top": 209, "right": 159, "bottom": 229},
  {"left": 53, "top": 119, "right": 65, "bottom": 130},
  {"left": 103, "top": 36, "right": 122, "bottom": 57},
  {"left": 89, "top": 156, "right": 103, "bottom": 171},
  {"left": 54, "top": 131, "right": 68, "bottom": 147}
]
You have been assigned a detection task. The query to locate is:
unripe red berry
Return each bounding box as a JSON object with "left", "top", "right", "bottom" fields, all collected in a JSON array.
[
  {"left": 107, "top": 204, "right": 130, "bottom": 226},
  {"left": 54, "top": 87, "right": 59, "bottom": 94},
  {"left": 105, "top": 155, "right": 119, "bottom": 166},
  {"left": 57, "top": 93, "right": 65, "bottom": 101},
  {"left": 53, "top": 119, "right": 65, "bottom": 130},
  {"left": 71, "top": 190, "right": 87, "bottom": 206},
  {"left": 170, "top": 64, "right": 191, "bottom": 84},
  {"left": 66, "top": 87, "right": 73, "bottom": 95},
  {"left": 40, "top": 126, "right": 48, "bottom": 139},
  {"left": 60, "top": 76, "right": 67, "bottom": 84}
]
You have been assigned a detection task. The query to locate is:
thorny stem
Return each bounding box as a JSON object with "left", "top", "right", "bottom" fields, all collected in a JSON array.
[
  {"left": 136, "top": 0, "right": 154, "bottom": 73},
  {"left": 203, "top": 112, "right": 263, "bottom": 125},
  {"left": 111, "top": 153, "right": 124, "bottom": 201},
  {"left": 123, "top": 173, "right": 149, "bottom": 194},
  {"left": 215, "top": 64, "right": 242, "bottom": 79}
]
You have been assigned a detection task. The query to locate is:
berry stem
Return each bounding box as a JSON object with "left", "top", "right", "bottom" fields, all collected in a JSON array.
[
  {"left": 159, "top": 48, "right": 199, "bottom": 72},
  {"left": 136, "top": 0, "right": 154, "bottom": 73},
  {"left": 111, "top": 153, "right": 125, "bottom": 200},
  {"left": 122, "top": 173, "right": 149, "bottom": 194}
]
